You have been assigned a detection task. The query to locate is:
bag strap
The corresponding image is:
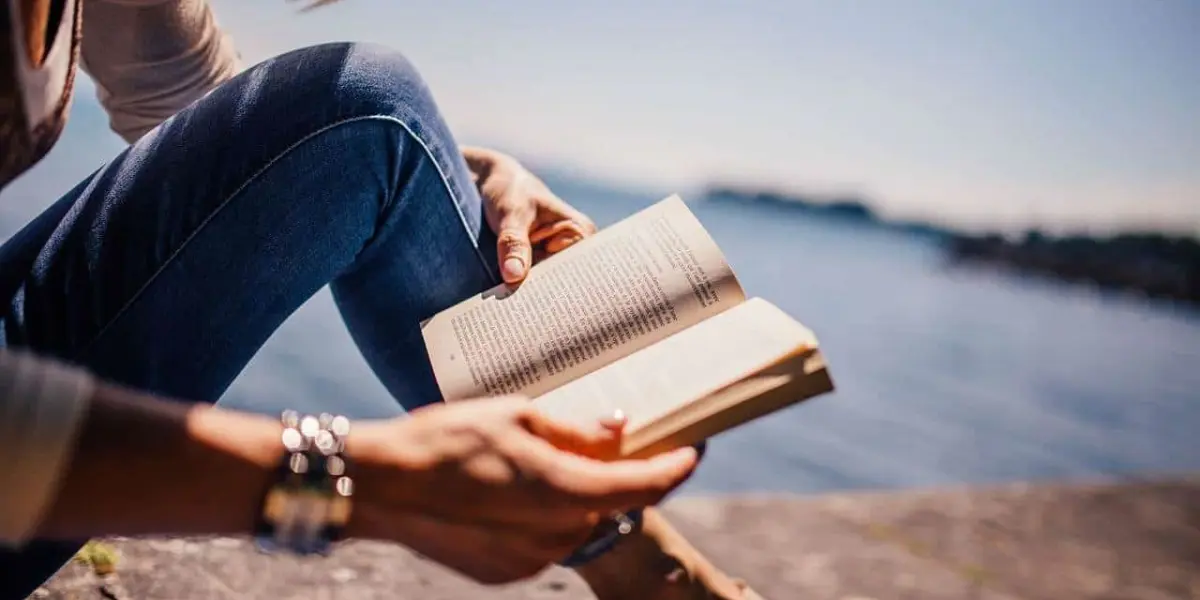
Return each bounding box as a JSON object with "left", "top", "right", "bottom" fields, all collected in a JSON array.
[{"left": 0, "top": 0, "right": 79, "bottom": 192}]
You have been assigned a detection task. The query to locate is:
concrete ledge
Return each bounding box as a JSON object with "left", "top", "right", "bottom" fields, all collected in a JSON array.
[{"left": 39, "top": 477, "right": 1200, "bottom": 599}]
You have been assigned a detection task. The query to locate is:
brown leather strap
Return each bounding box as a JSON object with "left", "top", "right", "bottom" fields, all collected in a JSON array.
[{"left": 0, "top": 0, "right": 79, "bottom": 192}]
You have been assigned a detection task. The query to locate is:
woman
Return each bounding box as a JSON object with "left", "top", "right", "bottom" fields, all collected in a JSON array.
[{"left": 0, "top": 1, "right": 763, "bottom": 599}]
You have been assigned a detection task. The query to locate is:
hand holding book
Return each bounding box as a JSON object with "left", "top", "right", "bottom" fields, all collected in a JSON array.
[
  {"left": 346, "top": 396, "right": 700, "bottom": 583},
  {"left": 462, "top": 145, "right": 598, "bottom": 283}
]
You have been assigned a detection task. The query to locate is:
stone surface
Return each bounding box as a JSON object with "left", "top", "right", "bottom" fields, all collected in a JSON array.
[{"left": 39, "top": 477, "right": 1200, "bottom": 599}]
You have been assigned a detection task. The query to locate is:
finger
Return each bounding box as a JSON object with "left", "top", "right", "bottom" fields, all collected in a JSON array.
[
  {"left": 546, "top": 197, "right": 598, "bottom": 236},
  {"left": 576, "top": 214, "right": 597, "bottom": 236},
  {"left": 519, "top": 437, "right": 700, "bottom": 510},
  {"left": 596, "top": 408, "right": 628, "bottom": 434},
  {"left": 593, "top": 410, "right": 628, "bottom": 458},
  {"left": 533, "top": 193, "right": 597, "bottom": 237},
  {"left": 565, "top": 447, "right": 700, "bottom": 509},
  {"left": 530, "top": 219, "right": 588, "bottom": 259},
  {"left": 522, "top": 409, "right": 624, "bottom": 460},
  {"left": 529, "top": 219, "right": 587, "bottom": 244},
  {"left": 495, "top": 199, "right": 536, "bottom": 284},
  {"left": 544, "top": 231, "right": 585, "bottom": 254}
]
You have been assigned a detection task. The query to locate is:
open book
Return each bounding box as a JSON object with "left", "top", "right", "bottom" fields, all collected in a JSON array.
[{"left": 421, "top": 195, "right": 834, "bottom": 459}]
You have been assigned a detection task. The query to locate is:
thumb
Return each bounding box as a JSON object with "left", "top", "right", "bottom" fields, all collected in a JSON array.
[{"left": 496, "top": 202, "right": 535, "bottom": 284}]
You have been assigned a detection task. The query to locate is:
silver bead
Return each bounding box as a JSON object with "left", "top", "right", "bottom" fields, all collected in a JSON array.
[
  {"left": 314, "top": 430, "right": 337, "bottom": 455},
  {"left": 330, "top": 415, "right": 351, "bottom": 437},
  {"left": 281, "top": 410, "right": 300, "bottom": 429},
  {"left": 281, "top": 428, "right": 305, "bottom": 452},
  {"left": 299, "top": 416, "right": 320, "bottom": 438},
  {"left": 288, "top": 453, "right": 309, "bottom": 474},
  {"left": 326, "top": 455, "right": 346, "bottom": 477},
  {"left": 335, "top": 476, "right": 354, "bottom": 497},
  {"left": 613, "top": 512, "right": 635, "bottom": 535}
]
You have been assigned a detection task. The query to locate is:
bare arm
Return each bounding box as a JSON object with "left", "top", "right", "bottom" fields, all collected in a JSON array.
[
  {"left": 79, "top": 0, "right": 241, "bottom": 143},
  {"left": 0, "top": 349, "right": 276, "bottom": 546},
  {"left": 0, "top": 348, "right": 703, "bottom": 592},
  {"left": 35, "top": 380, "right": 281, "bottom": 540}
]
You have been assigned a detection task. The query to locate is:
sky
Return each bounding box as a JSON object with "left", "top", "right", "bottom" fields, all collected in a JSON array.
[{"left": 94, "top": 1, "right": 1200, "bottom": 233}]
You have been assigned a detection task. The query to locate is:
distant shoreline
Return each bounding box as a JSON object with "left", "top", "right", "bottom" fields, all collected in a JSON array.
[{"left": 704, "top": 185, "right": 1200, "bottom": 309}]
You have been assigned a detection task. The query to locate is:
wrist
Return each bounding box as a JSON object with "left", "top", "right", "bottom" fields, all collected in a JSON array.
[
  {"left": 460, "top": 145, "right": 503, "bottom": 177},
  {"left": 252, "top": 411, "right": 356, "bottom": 555},
  {"left": 187, "top": 405, "right": 285, "bottom": 532},
  {"left": 337, "top": 418, "right": 427, "bottom": 540}
]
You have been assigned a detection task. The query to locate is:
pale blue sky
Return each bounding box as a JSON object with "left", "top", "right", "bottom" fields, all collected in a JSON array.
[{"left": 202, "top": 1, "right": 1198, "bottom": 233}]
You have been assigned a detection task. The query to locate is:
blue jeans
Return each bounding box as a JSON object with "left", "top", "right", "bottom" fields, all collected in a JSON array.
[{"left": 0, "top": 42, "right": 502, "bottom": 598}]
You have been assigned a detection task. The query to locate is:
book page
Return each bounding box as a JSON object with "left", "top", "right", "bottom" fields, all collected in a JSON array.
[
  {"left": 423, "top": 195, "right": 746, "bottom": 401},
  {"left": 622, "top": 347, "right": 830, "bottom": 459},
  {"left": 530, "top": 298, "right": 829, "bottom": 452}
]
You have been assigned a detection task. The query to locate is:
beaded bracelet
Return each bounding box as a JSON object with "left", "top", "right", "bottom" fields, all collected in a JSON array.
[{"left": 253, "top": 411, "right": 353, "bottom": 556}]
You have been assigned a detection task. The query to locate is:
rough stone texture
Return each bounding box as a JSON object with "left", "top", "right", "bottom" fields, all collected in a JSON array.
[{"left": 37, "top": 477, "right": 1200, "bottom": 600}]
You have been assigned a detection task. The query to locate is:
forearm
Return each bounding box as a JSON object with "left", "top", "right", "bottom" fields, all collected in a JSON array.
[{"left": 36, "top": 382, "right": 280, "bottom": 541}]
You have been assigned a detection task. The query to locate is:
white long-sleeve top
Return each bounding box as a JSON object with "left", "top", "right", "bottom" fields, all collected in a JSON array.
[
  {"left": 79, "top": 0, "right": 242, "bottom": 142},
  {"left": 0, "top": 350, "right": 96, "bottom": 547}
]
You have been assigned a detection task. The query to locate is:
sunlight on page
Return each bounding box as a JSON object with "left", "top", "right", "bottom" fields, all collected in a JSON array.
[{"left": 531, "top": 298, "right": 815, "bottom": 433}]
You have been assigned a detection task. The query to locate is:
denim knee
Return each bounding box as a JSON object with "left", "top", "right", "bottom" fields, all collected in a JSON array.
[
  {"left": 324, "top": 42, "right": 440, "bottom": 125},
  {"left": 236, "top": 41, "right": 481, "bottom": 233},
  {"left": 242, "top": 42, "right": 447, "bottom": 147}
]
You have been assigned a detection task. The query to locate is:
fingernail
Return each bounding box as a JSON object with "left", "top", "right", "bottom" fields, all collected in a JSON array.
[
  {"left": 598, "top": 408, "right": 626, "bottom": 430},
  {"left": 502, "top": 257, "right": 525, "bottom": 280}
]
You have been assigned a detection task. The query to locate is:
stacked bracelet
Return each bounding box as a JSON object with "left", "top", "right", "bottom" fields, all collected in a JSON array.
[{"left": 253, "top": 410, "right": 353, "bottom": 556}]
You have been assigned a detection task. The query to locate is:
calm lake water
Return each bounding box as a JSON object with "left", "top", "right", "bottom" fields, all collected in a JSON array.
[{"left": 5, "top": 101, "right": 1199, "bottom": 496}]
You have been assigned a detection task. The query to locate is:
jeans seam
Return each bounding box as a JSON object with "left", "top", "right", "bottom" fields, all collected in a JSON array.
[{"left": 76, "top": 114, "right": 495, "bottom": 360}]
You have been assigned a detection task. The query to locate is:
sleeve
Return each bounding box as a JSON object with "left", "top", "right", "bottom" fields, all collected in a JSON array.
[
  {"left": 0, "top": 349, "right": 95, "bottom": 548},
  {"left": 79, "top": 0, "right": 242, "bottom": 143}
]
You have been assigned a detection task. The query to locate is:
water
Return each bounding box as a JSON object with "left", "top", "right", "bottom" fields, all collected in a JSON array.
[{"left": 5, "top": 103, "right": 1199, "bottom": 496}]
